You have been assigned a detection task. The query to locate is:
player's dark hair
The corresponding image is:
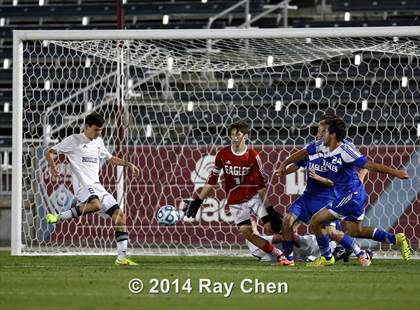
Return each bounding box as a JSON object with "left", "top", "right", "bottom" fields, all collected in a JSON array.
[
  {"left": 85, "top": 112, "right": 104, "bottom": 128},
  {"left": 325, "top": 118, "right": 346, "bottom": 141},
  {"left": 320, "top": 110, "right": 337, "bottom": 122},
  {"left": 230, "top": 121, "right": 250, "bottom": 135}
]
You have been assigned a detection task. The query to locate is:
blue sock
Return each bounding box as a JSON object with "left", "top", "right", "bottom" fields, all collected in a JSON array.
[
  {"left": 316, "top": 235, "right": 332, "bottom": 259},
  {"left": 339, "top": 234, "right": 363, "bottom": 257},
  {"left": 373, "top": 228, "right": 396, "bottom": 245},
  {"left": 282, "top": 240, "right": 294, "bottom": 260}
]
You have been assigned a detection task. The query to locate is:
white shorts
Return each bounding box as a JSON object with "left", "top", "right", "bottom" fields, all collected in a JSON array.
[
  {"left": 229, "top": 194, "right": 268, "bottom": 225},
  {"left": 76, "top": 183, "right": 119, "bottom": 217}
]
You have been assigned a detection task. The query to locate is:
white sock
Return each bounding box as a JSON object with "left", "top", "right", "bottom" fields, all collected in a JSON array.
[
  {"left": 353, "top": 243, "right": 364, "bottom": 257},
  {"left": 117, "top": 240, "right": 128, "bottom": 260},
  {"left": 59, "top": 210, "right": 73, "bottom": 220},
  {"left": 271, "top": 247, "right": 283, "bottom": 258}
]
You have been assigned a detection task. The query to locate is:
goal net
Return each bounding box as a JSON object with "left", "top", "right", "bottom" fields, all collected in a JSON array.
[{"left": 12, "top": 28, "right": 420, "bottom": 257}]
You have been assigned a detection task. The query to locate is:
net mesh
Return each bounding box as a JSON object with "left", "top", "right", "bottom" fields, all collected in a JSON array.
[{"left": 19, "top": 33, "right": 420, "bottom": 257}]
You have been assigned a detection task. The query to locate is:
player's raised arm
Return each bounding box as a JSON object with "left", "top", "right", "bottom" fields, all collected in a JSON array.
[
  {"left": 357, "top": 168, "right": 369, "bottom": 183},
  {"left": 45, "top": 135, "right": 75, "bottom": 178},
  {"left": 275, "top": 148, "right": 308, "bottom": 176},
  {"left": 363, "top": 161, "right": 409, "bottom": 179},
  {"left": 108, "top": 156, "right": 140, "bottom": 176},
  {"left": 45, "top": 148, "right": 59, "bottom": 177}
]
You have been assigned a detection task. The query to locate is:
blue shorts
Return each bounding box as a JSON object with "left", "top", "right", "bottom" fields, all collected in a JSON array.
[
  {"left": 327, "top": 190, "right": 367, "bottom": 221},
  {"left": 287, "top": 195, "right": 333, "bottom": 224}
]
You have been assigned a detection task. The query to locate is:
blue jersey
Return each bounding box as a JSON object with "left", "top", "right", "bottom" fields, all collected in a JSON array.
[
  {"left": 306, "top": 140, "right": 368, "bottom": 198},
  {"left": 296, "top": 154, "right": 335, "bottom": 200}
]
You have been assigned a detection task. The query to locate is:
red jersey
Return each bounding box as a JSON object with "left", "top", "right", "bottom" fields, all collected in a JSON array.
[{"left": 207, "top": 146, "right": 266, "bottom": 205}]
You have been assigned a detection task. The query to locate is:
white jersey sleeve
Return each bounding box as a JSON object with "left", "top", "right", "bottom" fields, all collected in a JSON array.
[
  {"left": 51, "top": 135, "right": 76, "bottom": 154},
  {"left": 98, "top": 138, "right": 112, "bottom": 160}
]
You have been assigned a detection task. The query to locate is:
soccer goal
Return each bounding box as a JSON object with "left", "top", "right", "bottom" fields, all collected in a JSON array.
[{"left": 12, "top": 27, "right": 420, "bottom": 257}]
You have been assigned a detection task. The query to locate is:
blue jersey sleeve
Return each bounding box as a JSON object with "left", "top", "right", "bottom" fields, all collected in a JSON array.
[
  {"left": 353, "top": 156, "right": 368, "bottom": 168},
  {"left": 340, "top": 143, "right": 368, "bottom": 168},
  {"left": 305, "top": 141, "right": 319, "bottom": 155},
  {"left": 296, "top": 157, "right": 308, "bottom": 168}
]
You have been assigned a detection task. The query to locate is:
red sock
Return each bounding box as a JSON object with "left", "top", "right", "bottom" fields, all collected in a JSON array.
[{"left": 261, "top": 241, "right": 283, "bottom": 258}]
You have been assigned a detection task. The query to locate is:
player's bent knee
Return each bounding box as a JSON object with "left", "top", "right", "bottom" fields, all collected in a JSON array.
[
  {"left": 263, "top": 223, "right": 273, "bottom": 235},
  {"left": 238, "top": 221, "right": 253, "bottom": 238},
  {"left": 88, "top": 198, "right": 101, "bottom": 212},
  {"left": 309, "top": 216, "right": 321, "bottom": 231},
  {"left": 106, "top": 204, "right": 123, "bottom": 219},
  {"left": 283, "top": 213, "right": 295, "bottom": 229}
]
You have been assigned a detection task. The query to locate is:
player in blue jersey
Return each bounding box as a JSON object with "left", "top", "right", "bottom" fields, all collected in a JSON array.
[
  {"left": 277, "top": 147, "right": 336, "bottom": 266},
  {"left": 277, "top": 113, "right": 366, "bottom": 266},
  {"left": 277, "top": 117, "right": 410, "bottom": 266}
]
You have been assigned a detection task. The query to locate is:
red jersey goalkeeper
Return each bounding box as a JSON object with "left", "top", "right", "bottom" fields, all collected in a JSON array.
[{"left": 184, "top": 121, "right": 284, "bottom": 262}]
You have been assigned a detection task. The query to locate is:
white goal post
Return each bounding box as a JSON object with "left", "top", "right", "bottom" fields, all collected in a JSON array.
[{"left": 12, "top": 27, "right": 420, "bottom": 256}]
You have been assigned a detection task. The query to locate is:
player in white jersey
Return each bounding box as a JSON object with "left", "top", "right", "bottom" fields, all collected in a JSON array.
[
  {"left": 247, "top": 218, "right": 337, "bottom": 262},
  {"left": 45, "top": 112, "right": 140, "bottom": 266}
]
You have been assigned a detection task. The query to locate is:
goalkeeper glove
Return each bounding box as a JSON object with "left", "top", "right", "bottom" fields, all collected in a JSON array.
[
  {"left": 266, "top": 206, "right": 283, "bottom": 233},
  {"left": 184, "top": 197, "right": 203, "bottom": 218}
]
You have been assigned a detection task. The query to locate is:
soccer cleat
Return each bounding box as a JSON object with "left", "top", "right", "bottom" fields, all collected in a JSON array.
[
  {"left": 395, "top": 233, "right": 410, "bottom": 261},
  {"left": 332, "top": 246, "right": 346, "bottom": 261},
  {"left": 341, "top": 249, "right": 353, "bottom": 263},
  {"left": 306, "top": 255, "right": 335, "bottom": 267},
  {"left": 333, "top": 246, "right": 352, "bottom": 262},
  {"left": 358, "top": 251, "right": 371, "bottom": 267},
  {"left": 278, "top": 257, "right": 295, "bottom": 267},
  {"left": 365, "top": 249, "right": 374, "bottom": 261},
  {"left": 46, "top": 213, "right": 60, "bottom": 224},
  {"left": 114, "top": 257, "right": 139, "bottom": 266}
]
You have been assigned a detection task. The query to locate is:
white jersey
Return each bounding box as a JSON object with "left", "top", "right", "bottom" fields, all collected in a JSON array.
[
  {"left": 51, "top": 133, "right": 112, "bottom": 195},
  {"left": 246, "top": 235, "right": 336, "bottom": 262}
]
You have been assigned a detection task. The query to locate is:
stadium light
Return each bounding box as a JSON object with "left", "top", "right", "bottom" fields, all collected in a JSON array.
[
  {"left": 3, "top": 58, "right": 10, "bottom": 69},
  {"left": 167, "top": 56, "right": 174, "bottom": 70},
  {"left": 84, "top": 57, "right": 91, "bottom": 68},
  {"left": 127, "top": 78, "right": 133, "bottom": 88},
  {"left": 401, "top": 76, "right": 408, "bottom": 87},
  {"left": 362, "top": 99, "right": 368, "bottom": 111},
  {"left": 82, "top": 16, "right": 90, "bottom": 26},
  {"left": 13, "top": 0, "right": 18, "bottom": 6},
  {"left": 44, "top": 80, "right": 51, "bottom": 90},
  {"left": 3, "top": 102, "right": 10, "bottom": 112},
  {"left": 417, "top": 124, "right": 420, "bottom": 137},
  {"left": 227, "top": 78, "right": 234, "bottom": 89},
  {"left": 42, "top": 40, "right": 48, "bottom": 47},
  {"left": 275, "top": 100, "right": 283, "bottom": 111},
  {"left": 85, "top": 101, "right": 93, "bottom": 112},
  {"left": 146, "top": 124, "right": 153, "bottom": 138},
  {"left": 0, "top": 18, "right": 5, "bottom": 27},
  {"left": 162, "top": 15, "right": 169, "bottom": 25},
  {"left": 267, "top": 55, "right": 274, "bottom": 66},
  {"left": 354, "top": 54, "right": 361, "bottom": 65},
  {"left": 344, "top": 12, "right": 351, "bottom": 22},
  {"left": 315, "top": 77, "right": 322, "bottom": 88},
  {"left": 39, "top": 0, "right": 45, "bottom": 6},
  {"left": 305, "top": 38, "right": 312, "bottom": 44},
  {"left": 187, "top": 101, "right": 194, "bottom": 112},
  {"left": 201, "top": 0, "right": 207, "bottom": 3},
  {"left": 123, "top": 0, "right": 127, "bottom": 4},
  {"left": 127, "top": 79, "right": 133, "bottom": 95}
]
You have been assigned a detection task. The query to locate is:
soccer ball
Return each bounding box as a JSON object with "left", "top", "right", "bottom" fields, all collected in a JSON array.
[{"left": 156, "top": 205, "right": 180, "bottom": 226}]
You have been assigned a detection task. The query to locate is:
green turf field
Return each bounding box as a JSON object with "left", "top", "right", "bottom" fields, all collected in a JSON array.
[{"left": 0, "top": 251, "right": 419, "bottom": 310}]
